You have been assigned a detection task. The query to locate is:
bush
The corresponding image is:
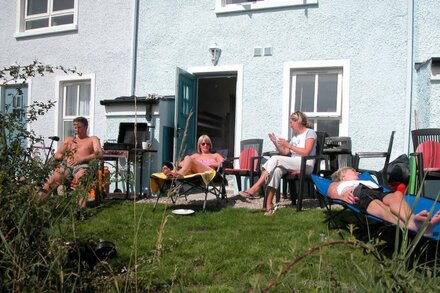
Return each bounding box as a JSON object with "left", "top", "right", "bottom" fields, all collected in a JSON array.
[{"left": 0, "top": 62, "right": 103, "bottom": 291}]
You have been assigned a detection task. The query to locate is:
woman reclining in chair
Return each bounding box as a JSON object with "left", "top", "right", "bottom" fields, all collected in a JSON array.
[
  {"left": 239, "top": 111, "right": 317, "bottom": 216},
  {"left": 328, "top": 167, "right": 440, "bottom": 234},
  {"left": 162, "top": 134, "right": 224, "bottom": 178}
]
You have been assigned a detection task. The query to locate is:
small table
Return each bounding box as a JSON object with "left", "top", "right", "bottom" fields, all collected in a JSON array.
[{"left": 130, "top": 148, "right": 157, "bottom": 197}]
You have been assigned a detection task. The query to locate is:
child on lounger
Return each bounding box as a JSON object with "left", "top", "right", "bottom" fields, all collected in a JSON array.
[
  {"left": 328, "top": 167, "right": 440, "bottom": 234},
  {"left": 162, "top": 134, "right": 224, "bottom": 179}
]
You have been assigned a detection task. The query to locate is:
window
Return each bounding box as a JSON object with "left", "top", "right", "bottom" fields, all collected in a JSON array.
[
  {"left": 58, "top": 77, "right": 93, "bottom": 140},
  {"left": 16, "top": 0, "right": 77, "bottom": 38},
  {"left": 282, "top": 60, "right": 350, "bottom": 137},
  {"left": 431, "top": 58, "right": 440, "bottom": 81},
  {"left": 1, "top": 85, "right": 29, "bottom": 146},
  {"left": 293, "top": 70, "right": 341, "bottom": 136},
  {"left": 215, "top": 0, "right": 318, "bottom": 14}
]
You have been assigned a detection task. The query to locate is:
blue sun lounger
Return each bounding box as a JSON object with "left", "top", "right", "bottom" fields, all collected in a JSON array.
[{"left": 311, "top": 173, "right": 440, "bottom": 240}]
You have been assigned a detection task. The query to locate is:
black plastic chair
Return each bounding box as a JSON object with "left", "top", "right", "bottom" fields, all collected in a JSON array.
[
  {"left": 282, "top": 131, "right": 329, "bottom": 211},
  {"left": 353, "top": 131, "right": 395, "bottom": 186},
  {"left": 223, "top": 139, "right": 264, "bottom": 192},
  {"left": 411, "top": 128, "right": 440, "bottom": 195}
]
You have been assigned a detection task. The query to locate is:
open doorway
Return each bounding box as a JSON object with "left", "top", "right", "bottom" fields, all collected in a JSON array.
[{"left": 197, "top": 75, "right": 236, "bottom": 157}]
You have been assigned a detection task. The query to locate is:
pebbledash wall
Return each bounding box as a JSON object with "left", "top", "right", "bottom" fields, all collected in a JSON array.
[
  {"left": 0, "top": 1, "right": 134, "bottom": 144},
  {"left": 1, "top": 0, "right": 439, "bottom": 172},
  {"left": 135, "top": 0, "right": 438, "bottom": 162},
  {"left": 413, "top": 1, "right": 440, "bottom": 131}
]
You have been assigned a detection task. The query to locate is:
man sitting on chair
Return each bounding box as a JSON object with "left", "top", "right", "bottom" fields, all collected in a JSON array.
[
  {"left": 328, "top": 167, "right": 440, "bottom": 234},
  {"left": 39, "top": 116, "right": 103, "bottom": 200}
]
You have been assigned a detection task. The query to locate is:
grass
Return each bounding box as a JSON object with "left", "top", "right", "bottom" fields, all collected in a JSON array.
[{"left": 67, "top": 198, "right": 439, "bottom": 291}]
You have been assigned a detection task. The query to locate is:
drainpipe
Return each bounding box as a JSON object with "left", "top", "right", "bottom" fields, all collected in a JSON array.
[
  {"left": 405, "top": 0, "right": 415, "bottom": 154},
  {"left": 131, "top": 0, "right": 140, "bottom": 96}
]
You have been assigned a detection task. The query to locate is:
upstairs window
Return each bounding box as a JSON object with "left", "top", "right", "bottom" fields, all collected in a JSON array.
[
  {"left": 215, "top": 0, "right": 318, "bottom": 14},
  {"left": 16, "top": 0, "right": 77, "bottom": 38}
]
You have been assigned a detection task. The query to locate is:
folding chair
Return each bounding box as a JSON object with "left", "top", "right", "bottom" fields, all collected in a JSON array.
[
  {"left": 150, "top": 150, "right": 228, "bottom": 212},
  {"left": 312, "top": 173, "right": 440, "bottom": 241},
  {"left": 150, "top": 169, "right": 226, "bottom": 211},
  {"left": 312, "top": 173, "right": 385, "bottom": 231}
]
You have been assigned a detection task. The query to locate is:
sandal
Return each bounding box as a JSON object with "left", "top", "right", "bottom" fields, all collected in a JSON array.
[
  {"left": 238, "top": 191, "right": 258, "bottom": 199},
  {"left": 264, "top": 205, "right": 278, "bottom": 216}
]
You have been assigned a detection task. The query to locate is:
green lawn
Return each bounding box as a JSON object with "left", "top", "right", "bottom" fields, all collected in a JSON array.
[{"left": 72, "top": 201, "right": 440, "bottom": 292}]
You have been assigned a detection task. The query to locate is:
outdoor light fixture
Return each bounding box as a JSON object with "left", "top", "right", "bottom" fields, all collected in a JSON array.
[{"left": 209, "top": 43, "right": 221, "bottom": 66}]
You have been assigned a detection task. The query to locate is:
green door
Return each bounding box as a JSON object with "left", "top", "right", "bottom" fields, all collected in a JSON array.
[{"left": 174, "top": 68, "right": 197, "bottom": 161}]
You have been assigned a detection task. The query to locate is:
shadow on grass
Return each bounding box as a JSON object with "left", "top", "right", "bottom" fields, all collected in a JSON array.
[{"left": 323, "top": 208, "right": 440, "bottom": 268}]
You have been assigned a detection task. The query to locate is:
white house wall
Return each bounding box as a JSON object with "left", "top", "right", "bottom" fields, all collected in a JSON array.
[
  {"left": 0, "top": 1, "right": 133, "bottom": 146},
  {"left": 136, "top": 0, "right": 413, "bottom": 161},
  {"left": 413, "top": 1, "right": 440, "bottom": 131},
  {"left": 1, "top": 0, "right": 439, "bottom": 170},
  {"left": 414, "top": 1, "right": 440, "bottom": 63}
]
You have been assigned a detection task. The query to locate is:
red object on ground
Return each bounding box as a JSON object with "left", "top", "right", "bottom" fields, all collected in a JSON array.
[
  {"left": 388, "top": 182, "right": 407, "bottom": 193},
  {"left": 396, "top": 183, "right": 407, "bottom": 193}
]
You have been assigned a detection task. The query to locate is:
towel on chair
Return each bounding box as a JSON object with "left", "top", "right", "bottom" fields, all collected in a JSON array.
[{"left": 150, "top": 169, "right": 217, "bottom": 196}]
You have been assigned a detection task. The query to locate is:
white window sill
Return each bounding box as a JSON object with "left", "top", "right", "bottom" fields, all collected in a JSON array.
[
  {"left": 215, "top": 0, "right": 318, "bottom": 14},
  {"left": 15, "top": 24, "right": 77, "bottom": 39}
]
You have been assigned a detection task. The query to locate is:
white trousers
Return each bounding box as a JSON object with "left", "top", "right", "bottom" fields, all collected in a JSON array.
[{"left": 262, "top": 155, "right": 313, "bottom": 189}]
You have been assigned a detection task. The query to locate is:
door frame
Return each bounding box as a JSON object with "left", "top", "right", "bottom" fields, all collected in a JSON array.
[{"left": 188, "top": 64, "right": 243, "bottom": 158}]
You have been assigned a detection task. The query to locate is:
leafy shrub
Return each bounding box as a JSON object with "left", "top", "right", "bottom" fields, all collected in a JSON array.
[{"left": 0, "top": 62, "right": 102, "bottom": 291}]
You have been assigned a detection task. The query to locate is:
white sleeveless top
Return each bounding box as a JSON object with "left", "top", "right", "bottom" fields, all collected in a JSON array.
[{"left": 336, "top": 180, "right": 379, "bottom": 195}]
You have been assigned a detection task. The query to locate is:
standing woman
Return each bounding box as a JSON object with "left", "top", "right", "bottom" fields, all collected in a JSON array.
[{"left": 239, "top": 111, "right": 317, "bottom": 216}]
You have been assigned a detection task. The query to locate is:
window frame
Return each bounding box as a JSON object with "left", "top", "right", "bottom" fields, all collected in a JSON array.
[
  {"left": 55, "top": 74, "right": 95, "bottom": 143},
  {"left": 215, "top": 0, "right": 318, "bottom": 14},
  {"left": 15, "top": 0, "right": 78, "bottom": 38},
  {"left": 282, "top": 60, "right": 350, "bottom": 137},
  {"left": 290, "top": 69, "right": 343, "bottom": 118}
]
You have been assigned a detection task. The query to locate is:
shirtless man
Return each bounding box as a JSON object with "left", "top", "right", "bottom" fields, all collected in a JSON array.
[
  {"left": 328, "top": 167, "right": 440, "bottom": 234},
  {"left": 40, "top": 116, "right": 103, "bottom": 199}
]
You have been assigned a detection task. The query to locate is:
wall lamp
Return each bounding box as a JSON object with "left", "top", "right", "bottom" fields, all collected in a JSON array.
[{"left": 209, "top": 43, "right": 221, "bottom": 66}]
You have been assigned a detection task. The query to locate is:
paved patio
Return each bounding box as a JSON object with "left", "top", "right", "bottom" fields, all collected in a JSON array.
[{"left": 137, "top": 182, "right": 322, "bottom": 211}]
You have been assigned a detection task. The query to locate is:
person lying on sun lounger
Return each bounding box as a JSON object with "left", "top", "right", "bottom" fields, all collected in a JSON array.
[
  {"left": 162, "top": 134, "right": 224, "bottom": 179},
  {"left": 328, "top": 167, "right": 440, "bottom": 234}
]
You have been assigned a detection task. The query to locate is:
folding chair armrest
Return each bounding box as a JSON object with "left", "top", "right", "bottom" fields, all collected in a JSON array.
[
  {"left": 299, "top": 153, "right": 328, "bottom": 174},
  {"left": 353, "top": 151, "right": 388, "bottom": 170},
  {"left": 225, "top": 156, "right": 239, "bottom": 162},
  {"left": 223, "top": 156, "right": 239, "bottom": 169},
  {"left": 410, "top": 151, "right": 422, "bottom": 158},
  {"left": 355, "top": 151, "right": 388, "bottom": 159}
]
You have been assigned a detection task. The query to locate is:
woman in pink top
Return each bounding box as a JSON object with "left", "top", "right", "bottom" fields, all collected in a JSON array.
[{"left": 162, "top": 134, "right": 224, "bottom": 178}]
